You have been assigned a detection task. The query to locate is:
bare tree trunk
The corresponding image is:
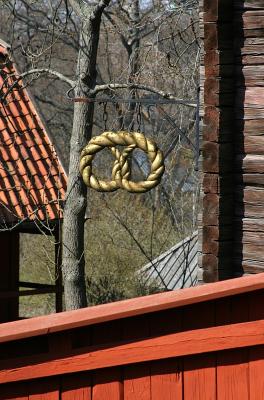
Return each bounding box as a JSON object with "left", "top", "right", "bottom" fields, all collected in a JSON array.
[
  {"left": 124, "top": 0, "right": 140, "bottom": 128},
  {"left": 62, "top": 11, "right": 105, "bottom": 310},
  {"left": 129, "top": 0, "right": 140, "bottom": 83}
]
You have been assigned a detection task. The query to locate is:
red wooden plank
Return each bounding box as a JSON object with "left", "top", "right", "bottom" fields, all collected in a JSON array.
[
  {"left": 92, "top": 321, "right": 122, "bottom": 400},
  {"left": 249, "top": 291, "right": 264, "bottom": 399},
  {"left": 183, "top": 303, "right": 216, "bottom": 400},
  {"left": 1, "top": 274, "right": 264, "bottom": 344},
  {"left": 249, "top": 344, "right": 264, "bottom": 400},
  {"left": 29, "top": 393, "right": 58, "bottom": 400},
  {"left": 61, "top": 318, "right": 92, "bottom": 399},
  {"left": 1, "top": 319, "right": 264, "bottom": 384},
  {"left": 216, "top": 295, "right": 249, "bottom": 400},
  {"left": 217, "top": 349, "right": 249, "bottom": 400},
  {"left": 150, "top": 359, "right": 182, "bottom": 400},
  {"left": 28, "top": 379, "right": 59, "bottom": 400},
  {"left": 184, "top": 354, "right": 217, "bottom": 400},
  {"left": 61, "top": 373, "right": 91, "bottom": 400},
  {"left": 123, "top": 315, "right": 150, "bottom": 400},
  {"left": 92, "top": 368, "right": 123, "bottom": 400},
  {"left": 150, "top": 309, "right": 183, "bottom": 400},
  {"left": 124, "top": 367, "right": 150, "bottom": 400}
]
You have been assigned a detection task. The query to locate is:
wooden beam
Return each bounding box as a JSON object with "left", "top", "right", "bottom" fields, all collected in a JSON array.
[
  {"left": 0, "top": 274, "right": 264, "bottom": 344},
  {"left": 19, "top": 282, "right": 55, "bottom": 289},
  {"left": 1, "top": 320, "right": 264, "bottom": 384},
  {"left": 0, "top": 288, "right": 57, "bottom": 299}
]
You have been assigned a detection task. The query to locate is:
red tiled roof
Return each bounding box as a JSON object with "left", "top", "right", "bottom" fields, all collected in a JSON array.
[{"left": 0, "top": 40, "right": 67, "bottom": 226}]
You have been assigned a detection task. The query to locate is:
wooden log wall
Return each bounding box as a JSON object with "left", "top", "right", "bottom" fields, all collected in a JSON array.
[{"left": 200, "top": 0, "right": 264, "bottom": 282}]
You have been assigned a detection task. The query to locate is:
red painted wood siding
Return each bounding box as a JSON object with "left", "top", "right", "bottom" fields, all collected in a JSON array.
[{"left": 0, "top": 281, "right": 264, "bottom": 399}]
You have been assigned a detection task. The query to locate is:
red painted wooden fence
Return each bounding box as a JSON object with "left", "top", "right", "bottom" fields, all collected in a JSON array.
[{"left": 1, "top": 273, "right": 264, "bottom": 399}]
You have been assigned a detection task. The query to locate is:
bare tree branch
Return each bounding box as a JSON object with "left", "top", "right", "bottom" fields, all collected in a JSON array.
[
  {"left": 91, "top": 0, "right": 112, "bottom": 19},
  {"left": 68, "top": 0, "right": 111, "bottom": 19},
  {"left": 68, "top": 0, "right": 82, "bottom": 16},
  {"left": 104, "top": 11, "right": 130, "bottom": 53},
  {"left": 1, "top": 68, "right": 75, "bottom": 102},
  {"left": 91, "top": 83, "right": 197, "bottom": 107},
  {"left": 19, "top": 68, "right": 75, "bottom": 86}
]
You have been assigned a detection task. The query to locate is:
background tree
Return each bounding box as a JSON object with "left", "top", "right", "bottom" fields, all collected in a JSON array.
[{"left": 0, "top": 0, "right": 200, "bottom": 313}]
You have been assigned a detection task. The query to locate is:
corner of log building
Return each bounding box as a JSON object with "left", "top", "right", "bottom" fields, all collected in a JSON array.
[{"left": 198, "top": 0, "right": 264, "bottom": 282}]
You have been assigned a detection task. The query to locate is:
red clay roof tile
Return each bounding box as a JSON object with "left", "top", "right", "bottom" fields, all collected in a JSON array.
[{"left": 0, "top": 42, "right": 67, "bottom": 226}]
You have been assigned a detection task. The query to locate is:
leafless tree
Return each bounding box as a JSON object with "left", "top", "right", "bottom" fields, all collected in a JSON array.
[{"left": 0, "top": 0, "right": 200, "bottom": 310}]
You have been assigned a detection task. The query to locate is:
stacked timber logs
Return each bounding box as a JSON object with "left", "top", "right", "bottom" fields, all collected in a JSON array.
[
  {"left": 234, "top": 1, "right": 264, "bottom": 274},
  {"left": 200, "top": 0, "right": 264, "bottom": 282},
  {"left": 200, "top": 0, "right": 236, "bottom": 282}
]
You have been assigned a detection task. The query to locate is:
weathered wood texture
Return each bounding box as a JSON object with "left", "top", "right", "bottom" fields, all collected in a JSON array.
[
  {"left": 200, "top": 0, "right": 264, "bottom": 281},
  {"left": 0, "top": 275, "right": 264, "bottom": 399}
]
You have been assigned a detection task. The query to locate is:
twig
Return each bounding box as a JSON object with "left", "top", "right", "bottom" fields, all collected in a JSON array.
[
  {"left": 1, "top": 68, "right": 75, "bottom": 102},
  {"left": 91, "top": 83, "right": 197, "bottom": 107}
]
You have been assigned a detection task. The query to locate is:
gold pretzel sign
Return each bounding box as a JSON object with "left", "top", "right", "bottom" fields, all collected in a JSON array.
[{"left": 80, "top": 131, "right": 165, "bottom": 193}]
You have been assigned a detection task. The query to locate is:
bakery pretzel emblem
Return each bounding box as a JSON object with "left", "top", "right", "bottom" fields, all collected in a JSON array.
[{"left": 80, "top": 131, "right": 165, "bottom": 193}]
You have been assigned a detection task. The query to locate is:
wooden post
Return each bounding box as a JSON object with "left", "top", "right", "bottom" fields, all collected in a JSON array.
[{"left": 0, "top": 232, "right": 19, "bottom": 322}]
